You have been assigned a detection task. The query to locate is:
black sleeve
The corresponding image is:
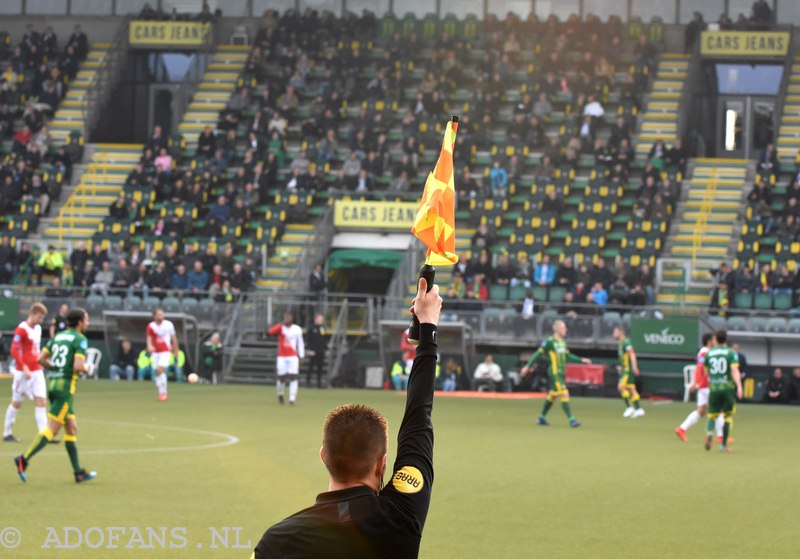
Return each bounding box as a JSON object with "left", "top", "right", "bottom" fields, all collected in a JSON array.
[{"left": 380, "top": 323, "right": 438, "bottom": 529}]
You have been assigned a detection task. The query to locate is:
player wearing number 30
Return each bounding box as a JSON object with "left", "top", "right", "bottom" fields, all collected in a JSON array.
[
  {"left": 702, "top": 330, "right": 743, "bottom": 453},
  {"left": 13, "top": 308, "right": 97, "bottom": 483}
]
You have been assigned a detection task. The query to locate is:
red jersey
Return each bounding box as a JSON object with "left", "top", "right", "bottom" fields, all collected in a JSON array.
[
  {"left": 268, "top": 323, "right": 305, "bottom": 358},
  {"left": 694, "top": 346, "right": 709, "bottom": 389},
  {"left": 146, "top": 320, "right": 176, "bottom": 353},
  {"left": 12, "top": 320, "right": 42, "bottom": 372},
  {"left": 400, "top": 330, "right": 415, "bottom": 362}
]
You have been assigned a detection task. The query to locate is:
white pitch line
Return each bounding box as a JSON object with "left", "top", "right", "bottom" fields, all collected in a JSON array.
[{"left": 1, "top": 420, "right": 240, "bottom": 457}]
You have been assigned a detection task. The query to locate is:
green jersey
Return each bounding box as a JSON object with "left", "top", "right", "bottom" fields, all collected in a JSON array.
[
  {"left": 526, "top": 336, "right": 582, "bottom": 378},
  {"left": 618, "top": 338, "right": 634, "bottom": 375},
  {"left": 44, "top": 329, "right": 88, "bottom": 396},
  {"left": 703, "top": 346, "right": 739, "bottom": 393}
]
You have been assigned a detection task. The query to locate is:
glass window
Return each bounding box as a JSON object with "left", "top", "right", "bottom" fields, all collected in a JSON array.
[
  {"left": 115, "top": 0, "right": 150, "bottom": 15},
  {"left": 393, "top": 0, "right": 433, "bottom": 18},
  {"left": 252, "top": 0, "right": 296, "bottom": 16},
  {"left": 346, "top": 0, "right": 390, "bottom": 17},
  {"left": 679, "top": 0, "right": 722, "bottom": 24},
  {"left": 25, "top": 0, "right": 67, "bottom": 15},
  {"left": 71, "top": 0, "right": 112, "bottom": 16},
  {"left": 216, "top": 0, "right": 247, "bottom": 17},
  {"left": 779, "top": 0, "right": 800, "bottom": 24},
  {"left": 584, "top": 0, "right": 627, "bottom": 21},
  {"left": 728, "top": 0, "right": 754, "bottom": 21},
  {"left": 0, "top": 0, "right": 22, "bottom": 15},
  {"left": 299, "top": 0, "right": 343, "bottom": 16},
  {"left": 487, "top": 0, "right": 533, "bottom": 18},
  {"left": 535, "top": 0, "right": 580, "bottom": 21},
  {"left": 631, "top": 0, "right": 674, "bottom": 23},
  {"left": 716, "top": 64, "right": 783, "bottom": 95},
  {"left": 442, "top": 0, "right": 482, "bottom": 18}
]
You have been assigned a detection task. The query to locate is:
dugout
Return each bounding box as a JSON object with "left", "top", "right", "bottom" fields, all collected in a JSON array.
[
  {"left": 378, "top": 320, "right": 474, "bottom": 388},
  {"left": 101, "top": 311, "right": 200, "bottom": 374}
]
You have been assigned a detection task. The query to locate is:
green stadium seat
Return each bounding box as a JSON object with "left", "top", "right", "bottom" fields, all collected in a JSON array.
[
  {"left": 105, "top": 295, "right": 123, "bottom": 311},
  {"left": 773, "top": 293, "right": 792, "bottom": 310},
  {"left": 766, "top": 318, "right": 787, "bottom": 333},
  {"left": 753, "top": 292, "right": 773, "bottom": 310},
  {"left": 788, "top": 319, "right": 800, "bottom": 334},
  {"left": 548, "top": 286, "right": 566, "bottom": 303},
  {"left": 747, "top": 317, "right": 766, "bottom": 332},
  {"left": 734, "top": 293, "right": 753, "bottom": 309},
  {"left": 489, "top": 284, "right": 508, "bottom": 300}
]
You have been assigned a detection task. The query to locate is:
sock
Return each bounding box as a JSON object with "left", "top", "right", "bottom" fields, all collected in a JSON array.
[
  {"left": 561, "top": 401, "right": 573, "bottom": 419},
  {"left": 289, "top": 379, "right": 298, "bottom": 402},
  {"left": 631, "top": 393, "right": 641, "bottom": 410},
  {"left": 715, "top": 415, "right": 725, "bottom": 437},
  {"left": 34, "top": 406, "right": 48, "bottom": 432},
  {"left": 64, "top": 434, "right": 81, "bottom": 473},
  {"left": 4, "top": 404, "right": 18, "bottom": 437},
  {"left": 23, "top": 427, "right": 54, "bottom": 461},
  {"left": 706, "top": 418, "right": 715, "bottom": 435},
  {"left": 540, "top": 398, "right": 553, "bottom": 417},
  {"left": 722, "top": 421, "right": 730, "bottom": 447},
  {"left": 276, "top": 379, "right": 285, "bottom": 398},
  {"left": 621, "top": 391, "right": 630, "bottom": 408},
  {"left": 156, "top": 373, "right": 167, "bottom": 395},
  {"left": 680, "top": 410, "right": 700, "bottom": 431}
]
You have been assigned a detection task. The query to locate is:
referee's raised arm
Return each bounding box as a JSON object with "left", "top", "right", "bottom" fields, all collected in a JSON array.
[{"left": 380, "top": 277, "right": 442, "bottom": 530}]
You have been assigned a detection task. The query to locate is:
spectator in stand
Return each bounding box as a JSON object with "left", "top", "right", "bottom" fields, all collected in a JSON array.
[
  {"left": 555, "top": 257, "right": 577, "bottom": 289},
  {"left": 733, "top": 264, "right": 755, "bottom": 298},
  {"left": 756, "top": 263, "right": 774, "bottom": 293},
  {"left": 758, "top": 143, "right": 779, "bottom": 179},
  {"left": 763, "top": 368, "right": 785, "bottom": 403},
  {"left": 171, "top": 264, "right": 189, "bottom": 292},
  {"left": 229, "top": 262, "right": 252, "bottom": 293},
  {"left": 36, "top": 245, "right": 64, "bottom": 285},
  {"left": 489, "top": 160, "right": 508, "bottom": 196},
  {"left": 473, "top": 354, "right": 505, "bottom": 392},
  {"left": 197, "top": 126, "right": 216, "bottom": 157},
  {"left": 773, "top": 264, "right": 793, "bottom": 295},
  {"left": 147, "top": 261, "right": 170, "bottom": 297},
  {"left": 540, "top": 189, "right": 564, "bottom": 215},
  {"left": 494, "top": 253, "right": 516, "bottom": 288},
  {"left": 534, "top": 254, "right": 556, "bottom": 286},
  {"left": 67, "top": 24, "right": 89, "bottom": 60},
  {"left": 751, "top": 0, "right": 774, "bottom": 26},
  {"left": 0, "top": 236, "right": 15, "bottom": 283},
  {"left": 187, "top": 260, "right": 209, "bottom": 294},
  {"left": 590, "top": 282, "right": 608, "bottom": 307},
  {"left": 109, "top": 339, "right": 136, "bottom": 381},
  {"left": 747, "top": 178, "right": 772, "bottom": 205},
  {"left": 109, "top": 192, "right": 128, "bottom": 219},
  {"left": 154, "top": 147, "right": 173, "bottom": 172},
  {"left": 470, "top": 224, "right": 495, "bottom": 253},
  {"left": 90, "top": 261, "right": 113, "bottom": 296},
  {"left": 685, "top": 12, "right": 706, "bottom": 52},
  {"left": 209, "top": 195, "right": 230, "bottom": 222},
  {"left": 111, "top": 259, "right": 137, "bottom": 296}
]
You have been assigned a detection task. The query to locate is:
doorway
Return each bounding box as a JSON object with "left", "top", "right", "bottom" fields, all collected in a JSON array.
[
  {"left": 718, "top": 96, "right": 776, "bottom": 159},
  {"left": 148, "top": 84, "right": 186, "bottom": 140}
]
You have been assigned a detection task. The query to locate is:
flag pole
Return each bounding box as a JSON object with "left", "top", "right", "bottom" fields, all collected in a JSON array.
[{"left": 407, "top": 115, "right": 459, "bottom": 345}]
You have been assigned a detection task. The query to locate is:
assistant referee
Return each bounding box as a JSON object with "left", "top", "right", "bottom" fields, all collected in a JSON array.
[{"left": 252, "top": 277, "right": 442, "bottom": 559}]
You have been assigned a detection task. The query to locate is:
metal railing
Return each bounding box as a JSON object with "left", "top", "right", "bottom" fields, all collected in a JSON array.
[{"left": 326, "top": 298, "right": 350, "bottom": 384}]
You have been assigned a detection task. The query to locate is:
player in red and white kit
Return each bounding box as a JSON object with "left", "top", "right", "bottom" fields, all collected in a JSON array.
[
  {"left": 268, "top": 313, "right": 305, "bottom": 405},
  {"left": 675, "top": 332, "right": 726, "bottom": 442},
  {"left": 4, "top": 303, "right": 49, "bottom": 442},
  {"left": 400, "top": 328, "right": 416, "bottom": 374},
  {"left": 146, "top": 308, "right": 179, "bottom": 401}
]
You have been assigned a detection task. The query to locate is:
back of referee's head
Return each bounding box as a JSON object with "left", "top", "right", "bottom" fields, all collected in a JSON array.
[{"left": 321, "top": 404, "right": 388, "bottom": 490}]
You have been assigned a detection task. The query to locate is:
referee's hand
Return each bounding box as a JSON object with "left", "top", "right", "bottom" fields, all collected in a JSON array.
[{"left": 412, "top": 277, "right": 442, "bottom": 326}]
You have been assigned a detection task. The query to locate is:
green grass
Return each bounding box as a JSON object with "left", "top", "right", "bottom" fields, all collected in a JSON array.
[{"left": 1, "top": 380, "right": 798, "bottom": 558}]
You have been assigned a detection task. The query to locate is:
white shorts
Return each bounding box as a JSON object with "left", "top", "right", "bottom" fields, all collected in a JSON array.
[
  {"left": 152, "top": 352, "right": 172, "bottom": 371},
  {"left": 276, "top": 356, "right": 300, "bottom": 376},
  {"left": 11, "top": 368, "right": 47, "bottom": 402},
  {"left": 697, "top": 387, "right": 710, "bottom": 408}
]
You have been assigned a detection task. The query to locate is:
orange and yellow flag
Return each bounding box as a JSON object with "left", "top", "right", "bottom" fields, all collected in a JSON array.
[{"left": 411, "top": 117, "right": 459, "bottom": 266}]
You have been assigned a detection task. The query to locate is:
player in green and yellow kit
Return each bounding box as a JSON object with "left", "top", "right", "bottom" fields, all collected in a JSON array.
[
  {"left": 702, "top": 330, "right": 742, "bottom": 453},
  {"left": 13, "top": 308, "right": 97, "bottom": 483},
  {"left": 521, "top": 319, "right": 591, "bottom": 427},
  {"left": 613, "top": 326, "right": 644, "bottom": 419}
]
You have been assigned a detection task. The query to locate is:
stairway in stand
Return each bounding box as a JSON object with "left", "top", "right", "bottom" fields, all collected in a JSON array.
[
  {"left": 257, "top": 224, "right": 315, "bottom": 290},
  {"left": 635, "top": 53, "right": 689, "bottom": 162},
  {"left": 657, "top": 158, "right": 749, "bottom": 309},
  {"left": 42, "top": 144, "right": 142, "bottom": 243},
  {"left": 49, "top": 43, "right": 110, "bottom": 143}
]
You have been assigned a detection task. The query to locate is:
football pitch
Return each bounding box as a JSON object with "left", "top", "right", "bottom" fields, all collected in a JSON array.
[{"left": 1, "top": 380, "right": 797, "bottom": 559}]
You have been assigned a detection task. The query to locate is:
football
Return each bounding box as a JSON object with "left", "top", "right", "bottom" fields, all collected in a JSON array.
[{"left": 187, "top": 373, "right": 199, "bottom": 384}]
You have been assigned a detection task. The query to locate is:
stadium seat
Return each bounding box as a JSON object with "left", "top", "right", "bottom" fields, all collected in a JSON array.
[
  {"left": 142, "top": 296, "right": 161, "bottom": 311},
  {"left": 539, "top": 309, "right": 559, "bottom": 333},
  {"left": 162, "top": 296, "right": 181, "bottom": 314},
  {"left": 600, "top": 312, "right": 621, "bottom": 338},
  {"left": 197, "top": 298, "right": 215, "bottom": 320},
  {"left": 766, "top": 318, "right": 787, "bottom": 333},
  {"left": 125, "top": 296, "right": 142, "bottom": 311},
  {"left": 734, "top": 293, "right": 753, "bottom": 309},
  {"left": 548, "top": 286, "right": 566, "bottom": 303},
  {"left": 753, "top": 292, "right": 773, "bottom": 310},
  {"left": 747, "top": 317, "right": 766, "bottom": 332},
  {"left": 508, "top": 285, "right": 527, "bottom": 301},
  {"left": 773, "top": 293, "right": 792, "bottom": 310},
  {"left": 707, "top": 316, "right": 726, "bottom": 331},
  {"left": 105, "top": 295, "right": 123, "bottom": 311},
  {"left": 787, "top": 319, "right": 800, "bottom": 334},
  {"left": 180, "top": 297, "right": 199, "bottom": 314},
  {"left": 84, "top": 294, "right": 105, "bottom": 316},
  {"left": 727, "top": 316, "right": 747, "bottom": 331},
  {"left": 489, "top": 284, "right": 508, "bottom": 300}
]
